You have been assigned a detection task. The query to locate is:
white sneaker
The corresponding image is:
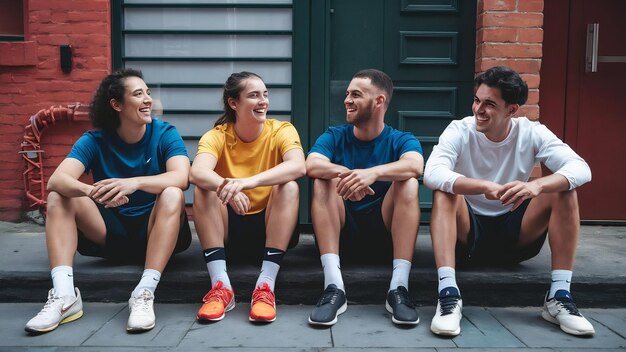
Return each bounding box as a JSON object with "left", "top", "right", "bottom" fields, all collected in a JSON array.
[
  {"left": 541, "top": 290, "right": 595, "bottom": 336},
  {"left": 430, "top": 287, "right": 462, "bottom": 336},
  {"left": 25, "top": 288, "right": 83, "bottom": 333},
  {"left": 127, "top": 289, "right": 155, "bottom": 332}
]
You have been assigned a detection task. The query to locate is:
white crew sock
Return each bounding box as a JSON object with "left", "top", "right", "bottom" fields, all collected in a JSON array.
[
  {"left": 132, "top": 269, "right": 161, "bottom": 297},
  {"left": 321, "top": 253, "right": 344, "bottom": 292},
  {"left": 389, "top": 259, "right": 411, "bottom": 291},
  {"left": 207, "top": 260, "right": 231, "bottom": 289},
  {"left": 255, "top": 260, "right": 280, "bottom": 291},
  {"left": 437, "top": 266, "right": 458, "bottom": 294},
  {"left": 51, "top": 265, "right": 76, "bottom": 298},
  {"left": 549, "top": 269, "right": 573, "bottom": 299}
]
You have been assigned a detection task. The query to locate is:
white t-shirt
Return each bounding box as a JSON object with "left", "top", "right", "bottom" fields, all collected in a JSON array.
[{"left": 424, "top": 116, "right": 591, "bottom": 216}]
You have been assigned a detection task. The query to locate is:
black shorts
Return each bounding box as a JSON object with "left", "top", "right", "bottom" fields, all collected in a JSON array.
[
  {"left": 225, "top": 206, "right": 299, "bottom": 264},
  {"left": 456, "top": 199, "right": 547, "bottom": 266},
  {"left": 339, "top": 200, "right": 393, "bottom": 264},
  {"left": 77, "top": 203, "right": 191, "bottom": 262}
]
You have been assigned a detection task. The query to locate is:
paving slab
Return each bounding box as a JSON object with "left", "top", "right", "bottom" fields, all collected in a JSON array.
[
  {"left": 451, "top": 307, "right": 525, "bottom": 348},
  {"left": 179, "top": 304, "right": 332, "bottom": 349},
  {"left": 82, "top": 303, "right": 196, "bottom": 347},
  {"left": 0, "top": 303, "right": 124, "bottom": 347},
  {"left": 330, "top": 305, "right": 453, "bottom": 348},
  {"left": 489, "top": 307, "right": 626, "bottom": 349}
]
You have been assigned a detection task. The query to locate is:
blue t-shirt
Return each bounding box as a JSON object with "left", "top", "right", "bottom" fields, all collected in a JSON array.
[
  {"left": 309, "top": 124, "right": 422, "bottom": 212},
  {"left": 67, "top": 119, "right": 188, "bottom": 216}
]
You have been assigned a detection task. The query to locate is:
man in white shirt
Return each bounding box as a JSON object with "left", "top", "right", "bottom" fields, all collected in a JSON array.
[{"left": 424, "top": 66, "right": 595, "bottom": 337}]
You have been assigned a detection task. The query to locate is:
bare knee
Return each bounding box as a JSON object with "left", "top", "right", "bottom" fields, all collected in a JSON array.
[
  {"left": 392, "top": 178, "right": 419, "bottom": 203},
  {"left": 313, "top": 178, "right": 338, "bottom": 200},
  {"left": 46, "top": 191, "right": 73, "bottom": 215},
  {"left": 557, "top": 189, "right": 578, "bottom": 209},
  {"left": 272, "top": 180, "right": 299, "bottom": 201},
  {"left": 432, "top": 190, "right": 460, "bottom": 211},
  {"left": 156, "top": 187, "right": 185, "bottom": 214}
]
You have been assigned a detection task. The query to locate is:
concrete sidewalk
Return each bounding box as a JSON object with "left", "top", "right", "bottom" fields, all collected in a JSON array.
[
  {"left": 2, "top": 303, "right": 626, "bottom": 351},
  {"left": 0, "top": 221, "right": 626, "bottom": 307}
]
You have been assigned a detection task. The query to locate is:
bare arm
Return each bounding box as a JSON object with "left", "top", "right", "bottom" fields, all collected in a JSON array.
[
  {"left": 47, "top": 158, "right": 94, "bottom": 197},
  {"left": 216, "top": 148, "right": 306, "bottom": 204},
  {"left": 189, "top": 153, "right": 223, "bottom": 191},
  {"left": 91, "top": 155, "right": 190, "bottom": 206},
  {"left": 336, "top": 151, "right": 423, "bottom": 199},
  {"left": 305, "top": 152, "right": 350, "bottom": 179}
]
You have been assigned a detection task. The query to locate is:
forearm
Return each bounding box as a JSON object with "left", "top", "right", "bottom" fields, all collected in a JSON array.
[
  {"left": 47, "top": 173, "right": 93, "bottom": 198},
  {"left": 249, "top": 159, "right": 306, "bottom": 187},
  {"left": 368, "top": 158, "right": 422, "bottom": 182},
  {"left": 134, "top": 170, "right": 189, "bottom": 194},
  {"left": 306, "top": 158, "right": 349, "bottom": 179},
  {"left": 452, "top": 177, "right": 500, "bottom": 195},
  {"left": 528, "top": 173, "right": 570, "bottom": 194}
]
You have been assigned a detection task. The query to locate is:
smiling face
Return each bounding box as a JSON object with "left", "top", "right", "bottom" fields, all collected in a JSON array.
[
  {"left": 229, "top": 77, "right": 269, "bottom": 125},
  {"left": 472, "top": 84, "right": 519, "bottom": 142},
  {"left": 111, "top": 76, "right": 152, "bottom": 127},
  {"left": 344, "top": 77, "right": 379, "bottom": 126}
]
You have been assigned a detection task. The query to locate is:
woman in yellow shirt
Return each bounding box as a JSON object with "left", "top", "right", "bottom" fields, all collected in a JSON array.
[{"left": 190, "top": 72, "right": 305, "bottom": 323}]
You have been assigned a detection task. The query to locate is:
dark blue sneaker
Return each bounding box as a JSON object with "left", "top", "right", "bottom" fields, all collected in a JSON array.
[
  {"left": 385, "top": 286, "right": 419, "bottom": 325},
  {"left": 308, "top": 284, "right": 347, "bottom": 326}
]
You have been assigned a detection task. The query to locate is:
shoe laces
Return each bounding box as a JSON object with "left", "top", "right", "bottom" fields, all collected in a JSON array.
[
  {"left": 317, "top": 286, "right": 340, "bottom": 307},
  {"left": 131, "top": 290, "right": 152, "bottom": 313},
  {"left": 391, "top": 287, "right": 415, "bottom": 308},
  {"left": 252, "top": 283, "right": 275, "bottom": 306},
  {"left": 555, "top": 297, "right": 582, "bottom": 317},
  {"left": 203, "top": 285, "right": 232, "bottom": 305},
  {"left": 439, "top": 295, "right": 460, "bottom": 316},
  {"left": 38, "top": 294, "right": 63, "bottom": 315}
]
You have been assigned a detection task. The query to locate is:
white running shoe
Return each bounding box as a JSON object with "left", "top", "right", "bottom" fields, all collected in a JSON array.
[
  {"left": 25, "top": 287, "right": 83, "bottom": 333},
  {"left": 541, "top": 290, "right": 595, "bottom": 336},
  {"left": 127, "top": 288, "right": 156, "bottom": 332},
  {"left": 430, "top": 287, "right": 462, "bottom": 336}
]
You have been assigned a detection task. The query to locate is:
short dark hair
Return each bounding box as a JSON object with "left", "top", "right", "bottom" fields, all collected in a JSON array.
[
  {"left": 89, "top": 68, "right": 144, "bottom": 131},
  {"left": 214, "top": 71, "right": 264, "bottom": 127},
  {"left": 474, "top": 66, "right": 528, "bottom": 105},
  {"left": 352, "top": 69, "right": 394, "bottom": 106}
]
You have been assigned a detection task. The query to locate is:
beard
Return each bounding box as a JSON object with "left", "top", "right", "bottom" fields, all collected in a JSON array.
[{"left": 346, "top": 100, "right": 374, "bottom": 126}]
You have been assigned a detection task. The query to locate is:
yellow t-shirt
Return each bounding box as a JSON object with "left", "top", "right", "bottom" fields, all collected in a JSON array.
[{"left": 197, "top": 119, "right": 303, "bottom": 214}]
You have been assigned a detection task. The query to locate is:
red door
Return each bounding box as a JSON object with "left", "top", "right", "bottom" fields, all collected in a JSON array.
[{"left": 542, "top": 0, "right": 626, "bottom": 221}]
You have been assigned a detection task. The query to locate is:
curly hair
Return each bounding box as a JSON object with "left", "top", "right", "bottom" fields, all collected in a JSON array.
[
  {"left": 214, "top": 71, "right": 263, "bottom": 127},
  {"left": 474, "top": 66, "right": 528, "bottom": 105},
  {"left": 89, "top": 68, "right": 144, "bottom": 131}
]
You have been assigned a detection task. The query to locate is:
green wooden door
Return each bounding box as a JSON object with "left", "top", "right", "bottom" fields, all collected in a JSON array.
[{"left": 309, "top": 0, "right": 476, "bottom": 222}]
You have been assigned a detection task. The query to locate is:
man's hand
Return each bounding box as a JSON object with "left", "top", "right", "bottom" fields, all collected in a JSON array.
[
  {"left": 346, "top": 186, "right": 375, "bottom": 202},
  {"left": 337, "top": 169, "right": 377, "bottom": 200},
  {"left": 217, "top": 178, "right": 255, "bottom": 204},
  {"left": 90, "top": 178, "right": 137, "bottom": 208},
  {"left": 499, "top": 180, "right": 542, "bottom": 211}
]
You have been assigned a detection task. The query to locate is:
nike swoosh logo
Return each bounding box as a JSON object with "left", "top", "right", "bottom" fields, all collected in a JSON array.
[
  {"left": 145, "top": 157, "right": 152, "bottom": 164},
  {"left": 439, "top": 276, "right": 451, "bottom": 281},
  {"left": 61, "top": 300, "right": 76, "bottom": 314},
  {"left": 266, "top": 251, "right": 282, "bottom": 256},
  {"left": 204, "top": 249, "right": 221, "bottom": 257}
]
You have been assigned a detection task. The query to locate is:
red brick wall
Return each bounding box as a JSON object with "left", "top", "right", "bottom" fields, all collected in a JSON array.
[
  {"left": 476, "top": 0, "right": 544, "bottom": 120},
  {"left": 0, "top": 0, "right": 111, "bottom": 221}
]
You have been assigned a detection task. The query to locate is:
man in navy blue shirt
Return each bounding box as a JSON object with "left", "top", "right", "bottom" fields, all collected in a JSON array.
[{"left": 306, "top": 69, "right": 424, "bottom": 326}]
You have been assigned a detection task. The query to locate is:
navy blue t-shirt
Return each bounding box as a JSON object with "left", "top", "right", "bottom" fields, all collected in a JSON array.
[
  {"left": 309, "top": 124, "right": 422, "bottom": 212},
  {"left": 67, "top": 119, "right": 188, "bottom": 217}
]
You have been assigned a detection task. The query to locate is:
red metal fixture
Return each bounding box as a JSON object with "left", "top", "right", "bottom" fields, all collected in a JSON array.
[{"left": 20, "top": 104, "right": 88, "bottom": 213}]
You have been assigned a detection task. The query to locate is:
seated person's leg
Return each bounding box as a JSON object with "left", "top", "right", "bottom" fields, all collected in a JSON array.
[
  {"left": 429, "top": 190, "right": 470, "bottom": 336},
  {"left": 521, "top": 190, "right": 595, "bottom": 336},
  {"left": 25, "top": 191, "right": 105, "bottom": 333},
  {"left": 249, "top": 181, "right": 299, "bottom": 322},
  {"left": 127, "top": 186, "right": 189, "bottom": 332},
  {"left": 193, "top": 186, "right": 234, "bottom": 322},
  {"left": 308, "top": 178, "right": 347, "bottom": 326},
  {"left": 381, "top": 178, "right": 420, "bottom": 325}
]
